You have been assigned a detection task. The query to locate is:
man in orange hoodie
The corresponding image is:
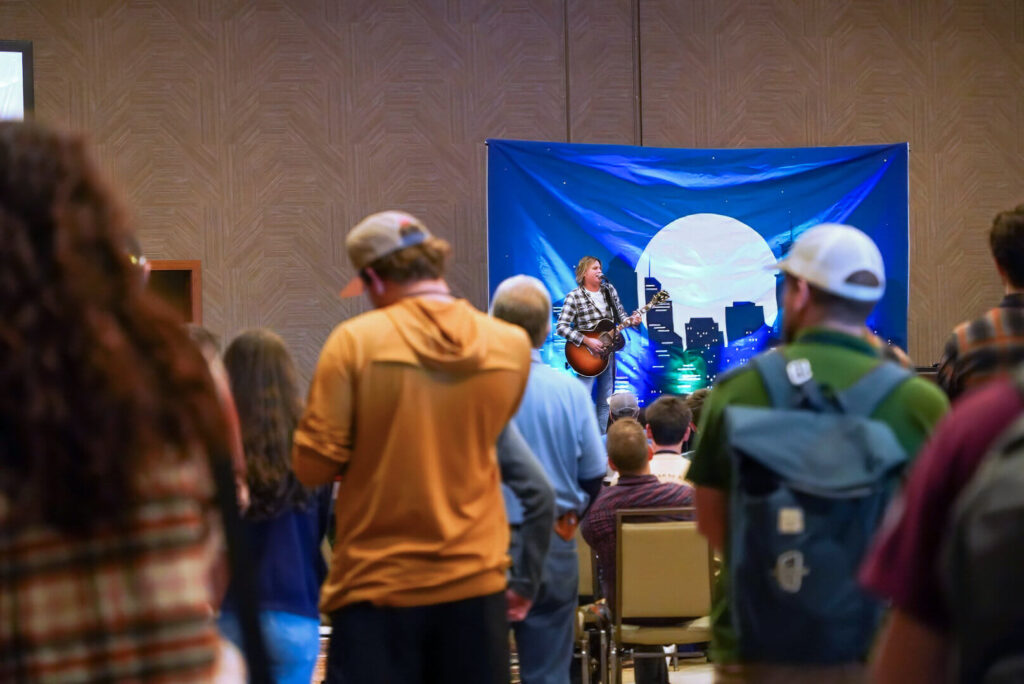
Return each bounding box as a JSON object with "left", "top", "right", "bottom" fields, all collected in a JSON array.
[{"left": 293, "top": 210, "right": 542, "bottom": 683}]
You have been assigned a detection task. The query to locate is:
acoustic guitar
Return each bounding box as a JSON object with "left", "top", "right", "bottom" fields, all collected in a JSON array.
[{"left": 564, "top": 290, "right": 669, "bottom": 377}]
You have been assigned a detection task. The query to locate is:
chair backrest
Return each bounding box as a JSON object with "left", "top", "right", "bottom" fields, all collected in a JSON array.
[
  {"left": 615, "top": 507, "right": 711, "bottom": 621},
  {"left": 576, "top": 527, "right": 598, "bottom": 598}
]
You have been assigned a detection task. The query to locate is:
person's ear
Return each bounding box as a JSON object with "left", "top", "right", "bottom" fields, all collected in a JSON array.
[
  {"left": 645, "top": 424, "right": 654, "bottom": 441},
  {"left": 793, "top": 277, "right": 810, "bottom": 309},
  {"left": 608, "top": 460, "right": 620, "bottom": 473},
  {"left": 784, "top": 276, "right": 810, "bottom": 314},
  {"left": 363, "top": 267, "right": 386, "bottom": 296}
]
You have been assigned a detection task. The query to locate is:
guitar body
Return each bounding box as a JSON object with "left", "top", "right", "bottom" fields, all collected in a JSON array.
[{"left": 565, "top": 319, "right": 623, "bottom": 377}]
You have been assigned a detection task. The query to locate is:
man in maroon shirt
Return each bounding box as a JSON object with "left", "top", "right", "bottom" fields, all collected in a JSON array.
[
  {"left": 581, "top": 418, "right": 694, "bottom": 684},
  {"left": 859, "top": 378, "right": 1024, "bottom": 683}
]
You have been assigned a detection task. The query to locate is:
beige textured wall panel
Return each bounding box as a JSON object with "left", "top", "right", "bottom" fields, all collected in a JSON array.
[
  {"left": 3, "top": 0, "right": 1023, "bottom": 381},
  {"left": 640, "top": 0, "right": 1024, "bottom": 364},
  {"left": 0, "top": 0, "right": 567, "bottom": 383},
  {"left": 568, "top": 0, "right": 636, "bottom": 144}
]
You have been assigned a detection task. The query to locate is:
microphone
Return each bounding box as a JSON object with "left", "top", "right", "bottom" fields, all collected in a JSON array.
[{"left": 598, "top": 274, "right": 609, "bottom": 286}]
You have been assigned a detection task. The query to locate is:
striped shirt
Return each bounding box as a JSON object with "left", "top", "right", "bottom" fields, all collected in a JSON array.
[
  {"left": 0, "top": 452, "right": 220, "bottom": 683},
  {"left": 580, "top": 474, "right": 694, "bottom": 606},
  {"left": 556, "top": 285, "right": 629, "bottom": 346},
  {"left": 937, "top": 293, "right": 1024, "bottom": 400}
]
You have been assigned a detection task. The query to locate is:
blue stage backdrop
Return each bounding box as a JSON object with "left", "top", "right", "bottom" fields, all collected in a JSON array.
[{"left": 486, "top": 139, "right": 909, "bottom": 404}]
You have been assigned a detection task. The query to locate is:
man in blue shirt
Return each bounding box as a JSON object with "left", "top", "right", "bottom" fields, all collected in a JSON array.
[{"left": 493, "top": 275, "right": 608, "bottom": 684}]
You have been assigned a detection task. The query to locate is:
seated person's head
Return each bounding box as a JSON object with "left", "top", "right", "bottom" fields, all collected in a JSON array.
[
  {"left": 490, "top": 275, "right": 552, "bottom": 348},
  {"left": 607, "top": 418, "right": 650, "bottom": 477},
  {"left": 607, "top": 391, "right": 640, "bottom": 429},
  {"left": 645, "top": 395, "right": 692, "bottom": 448}
]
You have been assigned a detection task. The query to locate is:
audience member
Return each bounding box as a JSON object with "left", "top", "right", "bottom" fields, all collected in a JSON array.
[
  {"left": 219, "top": 329, "right": 332, "bottom": 684},
  {"left": 606, "top": 390, "right": 645, "bottom": 484},
  {"left": 607, "top": 391, "right": 640, "bottom": 428},
  {"left": 581, "top": 418, "right": 695, "bottom": 684},
  {"left": 682, "top": 388, "right": 710, "bottom": 452},
  {"left": 0, "top": 121, "right": 229, "bottom": 680},
  {"left": 644, "top": 395, "right": 693, "bottom": 485},
  {"left": 186, "top": 322, "right": 249, "bottom": 512},
  {"left": 937, "top": 205, "right": 1024, "bottom": 400},
  {"left": 292, "top": 210, "right": 539, "bottom": 683},
  {"left": 687, "top": 223, "right": 948, "bottom": 682},
  {"left": 492, "top": 274, "right": 607, "bottom": 684},
  {"left": 860, "top": 371, "right": 1024, "bottom": 683}
]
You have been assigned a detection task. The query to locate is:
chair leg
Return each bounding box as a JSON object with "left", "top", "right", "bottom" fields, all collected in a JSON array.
[
  {"left": 599, "top": 630, "right": 608, "bottom": 684},
  {"left": 579, "top": 635, "right": 590, "bottom": 684}
]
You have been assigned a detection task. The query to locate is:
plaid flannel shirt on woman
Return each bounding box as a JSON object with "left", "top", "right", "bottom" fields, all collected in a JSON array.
[{"left": 556, "top": 285, "right": 629, "bottom": 346}]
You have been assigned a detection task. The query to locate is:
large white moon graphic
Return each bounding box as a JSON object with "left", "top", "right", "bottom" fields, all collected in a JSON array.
[{"left": 635, "top": 213, "right": 778, "bottom": 339}]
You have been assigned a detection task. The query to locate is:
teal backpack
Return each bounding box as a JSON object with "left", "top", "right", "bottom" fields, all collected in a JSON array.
[{"left": 723, "top": 349, "right": 911, "bottom": 663}]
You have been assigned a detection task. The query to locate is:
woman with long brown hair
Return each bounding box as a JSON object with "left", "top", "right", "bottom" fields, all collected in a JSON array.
[
  {"left": 0, "top": 121, "right": 232, "bottom": 680},
  {"left": 218, "top": 328, "right": 331, "bottom": 684}
]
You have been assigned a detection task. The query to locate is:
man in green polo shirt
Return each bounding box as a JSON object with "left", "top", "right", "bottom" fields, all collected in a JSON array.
[{"left": 688, "top": 223, "right": 948, "bottom": 683}]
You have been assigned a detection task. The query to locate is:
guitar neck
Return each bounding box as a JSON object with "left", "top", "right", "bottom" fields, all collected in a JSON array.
[{"left": 613, "top": 301, "right": 656, "bottom": 334}]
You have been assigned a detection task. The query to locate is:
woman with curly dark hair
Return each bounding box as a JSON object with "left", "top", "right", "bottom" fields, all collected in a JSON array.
[
  {"left": 218, "top": 328, "right": 331, "bottom": 684},
  {"left": 0, "top": 120, "right": 233, "bottom": 681}
]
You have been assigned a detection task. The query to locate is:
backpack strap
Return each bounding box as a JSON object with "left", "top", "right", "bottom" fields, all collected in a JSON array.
[
  {"left": 837, "top": 361, "right": 913, "bottom": 416},
  {"left": 751, "top": 350, "right": 797, "bottom": 409},
  {"left": 751, "top": 350, "right": 832, "bottom": 411}
]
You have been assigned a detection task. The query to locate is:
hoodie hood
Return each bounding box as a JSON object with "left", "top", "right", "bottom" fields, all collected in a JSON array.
[{"left": 384, "top": 297, "right": 488, "bottom": 374}]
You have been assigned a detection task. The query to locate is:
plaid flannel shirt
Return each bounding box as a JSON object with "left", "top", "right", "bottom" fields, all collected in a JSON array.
[
  {"left": 0, "top": 453, "right": 219, "bottom": 682},
  {"left": 937, "top": 293, "right": 1024, "bottom": 400},
  {"left": 555, "top": 284, "right": 629, "bottom": 346}
]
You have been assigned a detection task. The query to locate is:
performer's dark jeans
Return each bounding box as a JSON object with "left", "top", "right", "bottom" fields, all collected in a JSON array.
[
  {"left": 579, "top": 356, "right": 615, "bottom": 433},
  {"left": 325, "top": 591, "right": 509, "bottom": 684}
]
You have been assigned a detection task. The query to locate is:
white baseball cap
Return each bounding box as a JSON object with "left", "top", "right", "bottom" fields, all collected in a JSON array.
[{"left": 773, "top": 223, "right": 886, "bottom": 302}]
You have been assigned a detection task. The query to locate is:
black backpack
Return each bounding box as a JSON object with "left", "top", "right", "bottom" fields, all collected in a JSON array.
[{"left": 942, "top": 368, "right": 1024, "bottom": 683}]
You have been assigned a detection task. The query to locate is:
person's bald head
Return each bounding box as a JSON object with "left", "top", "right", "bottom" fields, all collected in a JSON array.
[{"left": 491, "top": 275, "right": 552, "bottom": 348}]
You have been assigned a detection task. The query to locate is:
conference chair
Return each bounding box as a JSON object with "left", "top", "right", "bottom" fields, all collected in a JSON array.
[{"left": 610, "top": 507, "right": 712, "bottom": 684}]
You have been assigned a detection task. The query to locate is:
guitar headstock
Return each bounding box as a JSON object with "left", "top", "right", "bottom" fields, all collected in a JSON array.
[{"left": 652, "top": 290, "right": 669, "bottom": 305}]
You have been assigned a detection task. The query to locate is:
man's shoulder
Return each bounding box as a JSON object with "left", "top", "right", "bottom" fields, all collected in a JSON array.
[
  {"left": 955, "top": 306, "right": 1013, "bottom": 346},
  {"left": 888, "top": 373, "right": 949, "bottom": 410},
  {"left": 563, "top": 287, "right": 585, "bottom": 302},
  {"left": 321, "top": 308, "right": 395, "bottom": 352},
  {"left": 706, "top": 361, "right": 770, "bottom": 408},
  {"left": 531, "top": 362, "right": 588, "bottom": 397},
  {"left": 943, "top": 377, "right": 1023, "bottom": 442}
]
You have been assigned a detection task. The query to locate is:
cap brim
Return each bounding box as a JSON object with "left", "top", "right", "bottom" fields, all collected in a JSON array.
[{"left": 339, "top": 275, "right": 364, "bottom": 298}]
